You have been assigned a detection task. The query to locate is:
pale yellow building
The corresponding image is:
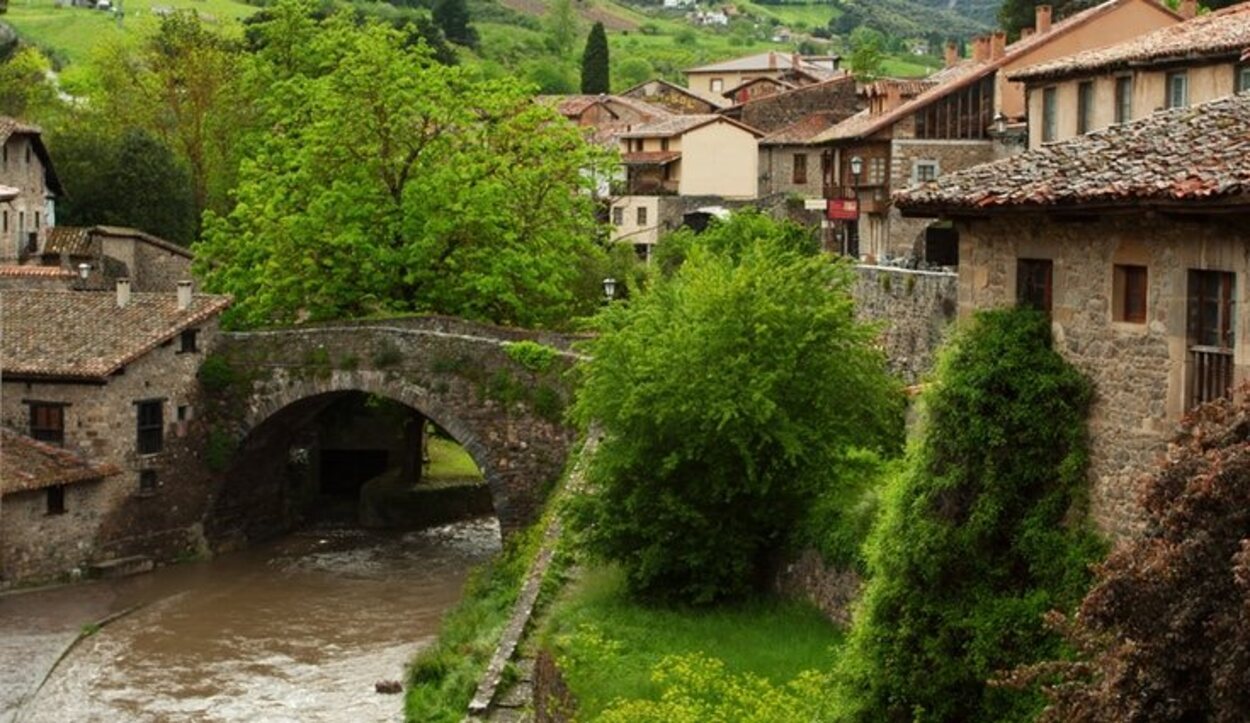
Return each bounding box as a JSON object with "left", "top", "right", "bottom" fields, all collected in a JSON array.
[
  {"left": 610, "top": 115, "right": 763, "bottom": 256},
  {"left": 1013, "top": 0, "right": 1250, "bottom": 148},
  {"left": 683, "top": 52, "right": 841, "bottom": 98}
]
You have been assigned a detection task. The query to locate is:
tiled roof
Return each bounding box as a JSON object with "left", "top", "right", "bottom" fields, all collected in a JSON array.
[
  {"left": 893, "top": 93, "right": 1250, "bottom": 214},
  {"left": 620, "top": 78, "right": 733, "bottom": 110},
  {"left": 619, "top": 114, "right": 763, "bottom": 138},
  {"left": 0, "top": 265, "right": 75, "bottom": 279},
  {"left": 722, "top": 76, "right": 796, "bottom": 97},
  {"left": 760, "top": 111, "right": 844, "bottom": 145},
  {"left": 1, "top": 429, "right": 120, "bottom": 495},
  {"left": 92, "top": 226, "right": 194, "bottom": 259},
  {"left": 43, "top": 226, "right": 94, "bottom": 256},
  {"left": 1012, "top": 2, "right": 1250, "bottom": 82},
  {"left": 813, "top": 0, "right": 1179, "bottom": 143},
  {"left": 2, "top": 290, "right": 231, "bottom": 381},
  {"left": 621, "top": 151, "right": 682, "bottom": 165}
]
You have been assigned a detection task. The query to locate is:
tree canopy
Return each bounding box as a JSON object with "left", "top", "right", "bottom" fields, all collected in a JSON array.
[
  {"left": 570, "top": 213, "right": 903, "bottom": 604},
  {"left": 194, "top": 9, "right": 611, "bottom": 329},
  {"left": 433, "top": 0, "right": 477, "bottom": 48},
  {"left": 580, "top": 22, "right": 609, "bottom": 93}
]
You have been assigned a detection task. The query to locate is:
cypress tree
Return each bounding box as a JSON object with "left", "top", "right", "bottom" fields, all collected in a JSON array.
[
  {"left": 434, "top": 0, "right": 477, "bottom": 48},
  {"left": 580, "top": 22, "right": 609, "bottom": 94}
]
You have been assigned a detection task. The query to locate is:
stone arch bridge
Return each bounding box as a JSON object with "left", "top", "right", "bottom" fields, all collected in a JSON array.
[{"left": 203, "top": 316, "right": 582, "bottom": 542}]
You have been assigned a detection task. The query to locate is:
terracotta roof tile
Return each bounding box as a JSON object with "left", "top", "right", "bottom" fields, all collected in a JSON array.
[
  {"left": 2, "top": 290, "right": 231, "bottom": 381},
  {"left": 760, "top": 111, "right": 844, "bottom": 145},
  {"left": 621, "top": 151, "right": 682, "bottom": 164},
  {"left": 620, "top": 114, "right": 763, "bottom": 138},
  {"left": 1, "top": 429, "right": 120, "bottom": 495},
  {"left": 43, "top": 226, "right": 94, "bottom": 256},
  {"left": 1012, "top": 2, "right": 1250, "bottom": 82},
  {"left": 0, "top": 265, "right": 75, "bottom": 279},
  {"left": 894, "top": 93, "right": 1250, "bottom": 214}
]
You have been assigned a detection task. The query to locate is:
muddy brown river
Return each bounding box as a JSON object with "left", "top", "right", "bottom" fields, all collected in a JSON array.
[{"left": 0, "top": 517, "right": 500, "bottom": 723}]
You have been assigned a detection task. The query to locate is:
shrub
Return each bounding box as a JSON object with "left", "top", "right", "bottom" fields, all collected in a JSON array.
[
  {"left": 569, "top": 216, "right": 903, "bottom": 604},
  {"left": 198, "top": 354, "right": 237, "bottom": 393},
  {"left": 503, "top": 340, "right": 559, "bottom": 373},
  {"left": 373, "top": 340, "right": 404, "bottom": 368},
  {"left": 832, "top": 308, "right": 1105, "bottom": 722}
]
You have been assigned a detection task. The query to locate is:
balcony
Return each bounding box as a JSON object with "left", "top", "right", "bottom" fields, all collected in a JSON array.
[{"left": 1188, "top": 345, "right": 1235, "bottom": 410}]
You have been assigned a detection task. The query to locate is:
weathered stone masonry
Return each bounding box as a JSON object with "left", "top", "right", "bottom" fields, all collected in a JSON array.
[{"left": 852, "top": 265, "right": 959, "bottom": 384}]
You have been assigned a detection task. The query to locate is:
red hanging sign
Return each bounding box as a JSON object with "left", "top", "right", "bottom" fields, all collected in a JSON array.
[{"left": 826, "top": 198, "right": 859, "bottom": 221}]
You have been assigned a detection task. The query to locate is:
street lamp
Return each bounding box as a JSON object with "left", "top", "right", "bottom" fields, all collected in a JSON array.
[
  {"left": 602, "top": 277, "right": 617, "bottom": 302},
  {"left": 993, "top": 112, "right": 1008, "bottom": 135},
  {"left": 849, "top": 155, "right": 864, "bottom": 180}
]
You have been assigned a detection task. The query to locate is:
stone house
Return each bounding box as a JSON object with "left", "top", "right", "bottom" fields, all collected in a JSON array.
[
  {"left": 720, "top": 74, "right": 860, "bottom": 134},
  {"left": 758, "top": 111, "right": 843, "bottom": 200},
  {"left": 1010, "top": 0, "right": 1250, "bottom": 148},
  {"left": 894, "top": 92, "right": 1250, "bottom": 539},
  {"left": 0, "top": 281, "right": 230, "bottom": 585},
  {"left": 813, "top": 0, "right": 1182, "bottom": 262},
  {"left": 540, "top": 94, "right": 671, "bottom": 148},
  {"left": 683, "top": 51, "right": 841, "bottom": 98},
  {"left": 720, "top": 76, "right": 795, "bottom": 106},
  {"left": 610, "top": 114, "right": 763, "bottom": 256},
  {"left": 620, "top": 78, "right": 729, "bottom": 115},
  {"left": 0, "top": 118, "right": 63, "bottom": 262},
  {"left": 1, "top": 429, "right": 120, "bottom": 583},
  {"left": 34, "top": 225, "right": 195, "bottom": 292}
]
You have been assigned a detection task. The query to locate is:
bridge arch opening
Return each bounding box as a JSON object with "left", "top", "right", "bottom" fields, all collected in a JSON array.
[{"left": 206, "top": 382, "right": 503, "bottom": 549}]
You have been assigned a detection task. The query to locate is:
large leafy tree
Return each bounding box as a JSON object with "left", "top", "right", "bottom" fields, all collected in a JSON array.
[
  {"left": 570, "top": 214, "right": 904, "bottom": 604},
  {"left": 580, "top": 22, "right": 609, "bottom": 93},
  {"left": 433, "top": 0, "right": 477, "bottom": 48},
  {"left": 1017, "top": 390, "right": 1250, "bottom": 722},
  {"left": 195, "top": 14, "right": 610, "bottom": 329},
  {"left": 832, "top": 309, "right": 1105, "bottom": 722},
  {"left": 86, "top": 11, "right": 252, "bottom": 222},
  {"left": 51, "top": 127, "right": 197, "bottom": 245}
]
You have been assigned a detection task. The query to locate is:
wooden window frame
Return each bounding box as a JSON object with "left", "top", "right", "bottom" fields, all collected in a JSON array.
[
  {"left": 28, "top": 402, "right": 65, "bottom": 446},
  {"left": 1166, "top": 71, "right": 1188, "bottom": 109},
  {"left": 136, "top": 399, "right": 164, "bottom": 455},
  {"left": 179, "top": 329, "right": 199, "bottom": 354},
  {"left": 1077, "top": 81, "right": 1095, "bottom": 134},
  {"left": 1041, "top": 87, "right": 1057, "bottom": 143},
  {"left": 792, "top": 153, "right": 807, "bottom": 185},
  {"left": 46, "top": 485, "right": 66, "bottom": 516},
  {"left": 1017, "top": 258, "right": 1054, "bottom": 314},
  {"left": 1114, "top": 76, "right": 1133, "bottom": 124},
  {"left": 1113, "top": 264, "right": 1148, "bottom": 324},
  {"left": 636, "top": 206, "right": 648, "bottom": 226}
]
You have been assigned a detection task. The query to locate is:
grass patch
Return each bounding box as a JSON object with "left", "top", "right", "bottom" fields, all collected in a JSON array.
[
  {"left": 425, "top": 435, "right": 483, "bottom": 481},
  {"left": 540, "top": 565, "right": 844, "bottom": 718}
]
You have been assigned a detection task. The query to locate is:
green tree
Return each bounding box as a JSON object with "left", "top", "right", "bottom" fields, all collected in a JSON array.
[
  {"left": 832, "top": 309, "right": 1105, "bottom": 722},
  {"left": 87, "top": 11, "right": 252, "bottom": 223},
  {"left": 580, "top": 21, "right": 609, "bottom": 93},
  {"left": 195, "top": 17, "right": 611, "bottom": 329},
  {"left": 613, "top": 57, "right": 652, "bottom": 90},
  {"left": 433, "top": 0, "right": 477, "bottom": 48},
  {"left": 570, "top": 214, "right": 903, "bottom": 604},
  {"left": 848, "top": 26, "right": 884, "bottom": 80},
  {"left": 52, "top": 127, "right": 197, "bottom": 245},
  {"left": 0, "top": 47, "right": 60, "bottom": 121},
  {"left": 545, "top": 0, "right": 579, "bottom": 57}
]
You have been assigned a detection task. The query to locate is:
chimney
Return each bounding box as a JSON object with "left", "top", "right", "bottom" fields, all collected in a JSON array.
[
  {"left": 177, "top": 280, "right": 193, "bottom": 311},
  {"left": 972, "top": 35, "right": 990, "bottom": 62},
  {"left": 792, "top": 52, "right": 802, "bottom": 73},
  {"left": 1021, "top": 27, "right": 1035, "bottom": 39},
  {"left": 944, "top": 40, "right": 959, "bottom": 68},
  {"left": 885, "top": 82, "right": 904, "bottom": 111},
  {"left": 768, "top": 51, "right": 777, "bottom": 70},
  {"left": 116, "top": 278, "right": 131, "bottom": 308},
  {"left": 990, "top": 31, "right": 1006, "bottom": 60},
  {"left": 1179, "top": 0, "right": 1197, "bottom": 18},
  {"left": 1036, "top": 4, "right": 1052, "bottom": 34}
]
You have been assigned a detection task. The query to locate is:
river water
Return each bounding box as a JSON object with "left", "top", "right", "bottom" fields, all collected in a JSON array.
[{"left": 1, "top": 517, "right": 501, "bottom": 723}]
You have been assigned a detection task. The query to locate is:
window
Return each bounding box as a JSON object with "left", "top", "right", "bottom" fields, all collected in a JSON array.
[
  {"left": 636, "top": 206, "right": 648, "bottom": 226},
  {"left": 660, "top": 138, "right": 669, "bottom": 151},
  {"left": 913, "top": 160, "right": 939, "bottom": 184},
  {"left": 139, "top": 470, "right": 158, "bottom": 493},
  {"left": 17, "top": 211, "right": 23, "bottom": 235},
  {"left": 1077, "top": 81, "right": 1095, "bottom": 134},
  {"left": 46, "top": 485, "right": 65, "bottom": 516},
  {"left": 1188, "top": 270, "right": 1235, "bottom": 349},
  {"left": 1187, "top": 270, "right": 1236, "bottom": 408},
  {"left": 612, "top": 206, "right": 624, "bottom": 225},
  {"left": 868, "top": 157, "right": 886, "bottom": 185},
  {"left": 1017, "top": 258, "right": 1054, "bottom": 313},
  {"left": 1166, "top": 71, "right": 1188, "bottom": 109},
  {"left": 634, "top": 243, "right": 650, "bottom": 262},
  {"left": 792, "top": 153, "right": 807, "bottom": 185},
  {"left": 1115, "top": 76, "right": 1133, "bottom": 124},
  {"left": 29, "top": 403, "right": 65, "bottom": 445},
  {"left": 2, "top": 211, "right": 7, "bottom": 233},
  {"left": 179, "top": 329, "right": 198, "bottom": 354},
  {"left": 1041, "top": 87, "right": 1057, "bottom": 143},
  {"left": 33, "top": 211, "right": 39, "bottom": 229},
  {"left": 710, "top": 78, "right": 723, "bottom": 93},
  {"left": 1113, "top": 265, "right": 1148, "bottom": 323},
  {"left": 1237, "top": 65, "right": 1250, "bottom": 93},
  {"left": 177, "top": 405, "right": 191, "bottom": 422},
  {"left": 136, "top": 400, "right": 164, "bottom": 455}
]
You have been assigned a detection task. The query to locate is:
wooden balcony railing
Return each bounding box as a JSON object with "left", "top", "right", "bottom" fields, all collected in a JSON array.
[{"left": 1188, "top": 345, "right": 1235, "bottom": 410}]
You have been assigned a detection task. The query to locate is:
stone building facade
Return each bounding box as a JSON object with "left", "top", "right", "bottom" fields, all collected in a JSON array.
[
  {"left": 0, "top": 284, "right": 230, "bottom": 585},
  {"left": 620, "top": 79, "right": 726, "bottom": 115},
  {"left": 896, "top": 92, "right": 1250, "bottom": 539},
  {"left": 725, "top": 76, "right": 859, "bottom": 134},
  {"left": 40, "top": 226, "right": 194, "bottom": 292},
  {"left": 0, "top": 118, "right": 62, "bottom": 261},
  {"left": 852, "top": 265, "right": 959, "bottom": 384}
]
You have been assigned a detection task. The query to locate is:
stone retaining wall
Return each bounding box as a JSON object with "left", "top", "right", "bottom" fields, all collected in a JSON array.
[
  {"left": 774, "top": 548, "right": 863, "bottom": 626},
  {"left": 852, "top": 265, "right": 959, "bottom": 384}
]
